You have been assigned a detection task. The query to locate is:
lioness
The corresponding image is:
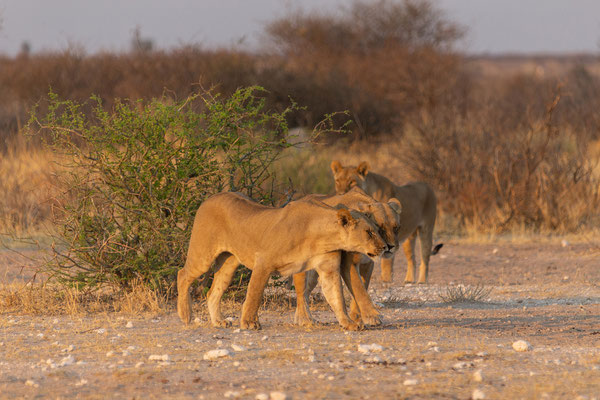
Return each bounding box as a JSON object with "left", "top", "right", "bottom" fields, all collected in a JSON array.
[
  {"left": 177, "top": 192, "right": 388, "bottom": 331},
  {"left": 331, "top": 160, "right": 442, "bottom": 284},
  {"left": 293, "top": 188, "right": 402, "bottom": 327}
]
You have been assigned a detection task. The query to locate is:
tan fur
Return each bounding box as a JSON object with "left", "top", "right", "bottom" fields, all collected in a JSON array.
[
  {"left": 331, "top": 160, "right": 439, "bottom": 284},
  {"left": 177, "top": 192, "right": 387, "bottom": 330},
  {"left": 293, "top": 188, "right": 402, "bottom": 327}
]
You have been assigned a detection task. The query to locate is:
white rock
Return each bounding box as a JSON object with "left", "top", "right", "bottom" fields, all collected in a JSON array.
[
  {"left": 96, "top": 328, "right": 106, "bottom": 334},
  {"left": 122, "top": 350, "right": 131, "bottom": 357},
  {"left": 270, "top": 391, "right": 289, "bottom": 400},
  {"left": 327, "top": 375, "right": 334, "bottom": 381},
  {"left": 25, "top": 379, "right": 39, "bottom": 388},
  {"left": 256, "top": 394, "right": 269, "bottom": 400},
  {"left": 37, "top": 333, "right": 44, "bottom": 338},
  {"left": 453, "top": 361, "right": 470, "bottom": 370},
  {"left": 473, "top": 369, "right": 483, "bottom": 382},
  {"left": 366, "top": 356, "right": 383, "bottom": 363},
  {"left": 512, "top": 340, "right": 532, "bottom": 352},
  {"left": 224, "top": 391, "right": 241, "bottom": 398},
  {"left": 194, "top": 317, "right": 201, "bottom": 324},
  {"left": 233, "top": 329, "right": 241, "bottom": 333},
  {"left": 561, "top": 239, "right": 569, "bottom": 247},
  {"left": 233, "top": 361, "right": 241, "bottom": 367},
  {"left": 75, "top": 379, "right": 88, "bottom": 386},
  {"left": 148, "top": 354, "right": 170, "bottom": 362},
  {"left": 127, "top": 346, "right": 137, "bottom": 351},
  {"left": 106, "top": 351, "right": 115, "bottom": 357},
  {"left": 58, "top": 355, "right": 75, "bottom": 367},
  {"left": 135, "top": 362, "right": 144, "bottom": 368},
  {"left": 426, "top": 341, "right": 438, "bottom": 347},
  {"left": 231, "top": 344, "right": 247, "bottom": 352},
  {"left": 62, "top": 345, "right": 75, "bottom": 353},
  {"left": 307, "top": 355, "right": 316, "bottom": 362},
  {"left": 357, "top": 343, "right": 384, "bottom": 354},
  {"left": 261, "top": 335, "right": 268, "bottom": 341},
  {"left": 492, "top": 248, "right": 499, "bottom": 254},
  {"left": 203, "top": 349, "right": 230, "bottom": 360},
  {"left": 125, "top": 321, "right": 133, "bottom": 328},
  {"left": 472, "top": 388, "right": 486, "bottom": 399},
  {"left": 53, "top": 318, "right": 59, "bottom": 324},
  {"left": 403, "top": 379, "right": 418, "bottom": 386}
]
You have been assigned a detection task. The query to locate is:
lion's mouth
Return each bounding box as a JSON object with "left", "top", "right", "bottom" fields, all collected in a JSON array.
[{"left": 382, "top": 251, "right": 394, "bottom": 258}]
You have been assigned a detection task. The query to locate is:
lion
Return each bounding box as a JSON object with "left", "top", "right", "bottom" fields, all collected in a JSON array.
[
  {"left": 293, "top": 187, "right": 402, "bottom": 327},
  {"left": 177, "top": 191, "right": 388, "bottom": 331},
  {"left": 330, "top": 160, "right": 443, "bottom": 284}
]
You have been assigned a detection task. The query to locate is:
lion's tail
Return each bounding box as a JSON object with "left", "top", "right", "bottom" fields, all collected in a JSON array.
[{"left": 431, "top": 243, "right": 444, "bottom": 255}]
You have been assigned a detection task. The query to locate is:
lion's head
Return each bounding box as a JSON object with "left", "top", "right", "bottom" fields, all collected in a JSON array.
[
  {"left": 335, "top": 208, "right": 387, "bottom": 258},
  {"left": 355, "top": 199, "right": 402, "bottom": 257},
  {"left": 331, "top": 160, "right": 370, "bottom": 194}
]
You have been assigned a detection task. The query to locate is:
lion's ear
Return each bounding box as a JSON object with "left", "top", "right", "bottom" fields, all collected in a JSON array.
[
  {"left": 336, "top": 208, "right": 355, "bottom": 227},
  {"left": 331, "top": 160, "right": 342, "bottom": 174},
  {"left": 357, "top": 161, "right": 369, "bottom": 177},
  {"left": 388, "top": 198, "right": 402, "bottom": 215}
]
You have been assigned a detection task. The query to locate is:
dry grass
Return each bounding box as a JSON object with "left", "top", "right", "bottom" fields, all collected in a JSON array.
[
  {"left": 437, "top": 284, "right": 493, "bottom": 304},
  {"left": 0, "top": 279, "right": 169, "bottom": 316},
  {"left": 0, "top": 138, "right": 56, "bottom": 236}
]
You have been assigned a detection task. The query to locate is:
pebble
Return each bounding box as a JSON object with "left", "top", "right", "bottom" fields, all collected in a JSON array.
[
  {"left": 106, "top": 351, "right": 115, "bottom": 357},
  {"left": 233, "top": 361, "right": 241, "bottom": 367},
  {"left": 270, "top": 392, "right": 289, "bottom": 400},
  {"left": 561, "top": 239, "right": 569, "bottom": 247},
  {"left": 224, "top": 391, "right": 241, "bottom": 398},
  {"left": 472, "top": 388, "right": 486, "bottom": 399},
  {"left": 473, "top": 369, "right": 483, "bottom": 382},
  {"left": 357, "top": 343, "right": 383, "bottom": 354},
  {"left": 125, "top": 321, "right": 133, "bottom": 328},
  {"left": 203, "top": 349, "right": 230, "bottom": 360},
  {"left": 403, "top": 379, "right": 418, "bottom": 386},
  {"left": 135, "top": 362, "right": 144, "bottom": 368},
  {"left": 148, "top": 354, "right": 170, "bottom": 362},
  {"left": 262, "top": 335, "right": 269, "bottom": 341},
  {"left": 453, "top": 361, "right": 472, "bottom": 370},
  {"left": 256, "top": 394, "right": 269, "bottom": 400},
  {"left": 194, "top": 317, "right": 201, "bottom": 324},
  {"left": 366, "top": 356, "right": 383, "bottom": 363},
  {"left": 231, "top": 344, "right": 247, "bottom": 352},
  {"left": 512, "top": 340, "right": 532, "bottom": 352},
  {"left": 122, "top": 350, "right": 131, "bottom": 357},
  {"left": 25, "top": 379, "right": 39, "bottom": 388},
  {"left": 62, "top": 345, "right": 75, "bottom": 353},
  {"left": 58, "top": 355, "right": 75, "bottom": 367},
  {"left": 96, "top": 328, "right": 106, "bottom": 334}
]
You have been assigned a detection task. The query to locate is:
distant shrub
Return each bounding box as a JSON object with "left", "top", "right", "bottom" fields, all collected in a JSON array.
[{"left": 28, "top": 87, "right": 305, "bottom": 293}]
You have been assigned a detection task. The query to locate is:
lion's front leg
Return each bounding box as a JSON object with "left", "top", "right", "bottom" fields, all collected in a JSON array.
[
  {"left": 341, "top": 253, "right": 381, "bottom": 326},
  {"left": 240, "top": 267, "right": 271, "bottom": 330},
  {"left": 293, "top": 271, "right": 318, "bottom": 327},
  {"left": 315, "top": 254, "right": 362, "bottom": 331}
]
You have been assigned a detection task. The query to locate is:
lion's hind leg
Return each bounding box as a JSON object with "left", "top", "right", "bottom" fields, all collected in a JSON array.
[
  {"left": 402, "top": 231, "right": 418, "bottom": 284},
  {"left": 207, "top": 253, "right": 240, "bottom": 328},
  {"left": 293, "top": 270, "right": 319, "bottom": 327},
  {"left": 177, "top": 252, "right": 215, "bottom": 325}
]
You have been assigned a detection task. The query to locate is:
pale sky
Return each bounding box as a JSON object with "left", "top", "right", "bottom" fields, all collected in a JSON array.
[{"left": 0, "top": 0, "right": 599, "bottom": 55}]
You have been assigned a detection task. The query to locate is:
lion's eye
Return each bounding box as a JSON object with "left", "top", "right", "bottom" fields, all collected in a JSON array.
[
  {"left": 367, "top": 229, "right": 374, "bottom": 238},
  {"left": 393, "top": 226, "right": 401, "bottom": 234}
]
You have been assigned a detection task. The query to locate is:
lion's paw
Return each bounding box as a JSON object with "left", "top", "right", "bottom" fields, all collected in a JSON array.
[
  {"left": 341, "top": 320, "right": 363, "bottom": 331},
  {"left": 212, "top": 319, "right": 232, "bottom": 328},
  {"left": 240, "top": 320, "right": 261, "bottom": 330}
]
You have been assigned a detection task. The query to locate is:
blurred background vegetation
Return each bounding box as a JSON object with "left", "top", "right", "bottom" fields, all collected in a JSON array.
[{"left": 2, "top": 0, "right": 599, "bottom": 243}]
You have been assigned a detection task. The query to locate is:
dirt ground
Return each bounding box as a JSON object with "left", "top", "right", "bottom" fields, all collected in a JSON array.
[{"left": 1, "top": 240, "right": 599, "bottom": 399}]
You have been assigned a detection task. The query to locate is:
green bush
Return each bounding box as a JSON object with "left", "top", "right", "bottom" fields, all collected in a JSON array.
[{"left": 29, "top": 87, "right": 308, "bottom": 293}]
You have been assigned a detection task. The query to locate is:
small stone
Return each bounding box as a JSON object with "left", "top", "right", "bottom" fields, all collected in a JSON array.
[
  {"left": 473, "top": 369, "right": 483, "bottom": 382},
  {"left": 62, "top": 345, "right": 75, "bottom": 353},
  {"left": 233, "top": 361, "right": 241, "bottom": 367},
  {"left": 96, "top": 328, "right": 106, "bottom": 334},
  {"left": 476, "top": 351, "right": 488, "bottom": 357},
  {"left": 270, "top": 391, "right": 289, "bottom": 400},
  {"left": 231, "top": 344, "right": 247, "bottom": 352},
  {"left": 256, "top": 394, "right": 269, "bottom": 400},
  {"left": 430, "top": 346, "right": 440, "bottom": 352},
  {"left": 75, "top": 378, "right": 88, "bottom": 386},
  {"left": 492, "top": 248, "right": 499, "bottom": 254},
  {"left": 37, "top": 333, "right": 44, "bottom": 338},
  {"left": 203, "top": 349, "right": 230, "bottom": 360},
  {"left": 224, "top": 391, "right": 241, "bottom": 398},
  {"left": 135, "top": 362, "right": 144, "bottom": 368},
  {"left": 53, "top": 318, "right": 59, "bottom": 324},
  {"left": 127, "top": 346, "right": 137, "bottom": 351},
  {"left": 106, "top": 351, "right": 115, "bottom": 357},
  {"left": 58, "top": 355, "right": 75, "bottom": 367},
  {"left": 453, "top": 361, "right": 469, "bottom": 370},
  {"left": 308, "top": 355, "right": 316, "bottom": 362},
  {"left": 512, "top": 340, "right": 532, "bottom": 352},
  {"left": 233, "top": 329, "right": 241, "bottom": 333},
  {"left": 561, "top": 239, "right": 569, "bottom": 247},
  {"left": 125, "top": 321, "right": 133, "bottom": 328},
  {"left": 357, "top": 343, "right": 384, "bottom": 354},
  {"left": 426, "top": 341, "right": 438, "bottom": 347},
  {"left": 366, "top": 356, "right": 383, "bottom": 363},
  {"left": 122, "top": 350, "right": 131, "bottom": 357},
  {"left": 216, "top": 340, "right": 223, "bottom": 346},
  {"left": 472, "top": 388, "right": 486, "bottom": 399},
  {"left": 327, "top": 375, "right": 335, "bottom": 381},
  {"left": 261, "top": 335, "right": 268, "bottom": 341},
  {"left": 25, "top": 379, "right": 39, "bottom": 388},
  {"left": 148, "top": 354, "right": 170, "bottom": 362},
  {"left": 194, "top": 317, "right": 201, "bottom": 324},
  {"left": 403, "top": 379, "right": 418, "bottom": 386}
]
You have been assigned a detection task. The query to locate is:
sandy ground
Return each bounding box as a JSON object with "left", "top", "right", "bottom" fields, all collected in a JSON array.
[{"left": 1, "top": 240, "right": 599, "bottom": 399}]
